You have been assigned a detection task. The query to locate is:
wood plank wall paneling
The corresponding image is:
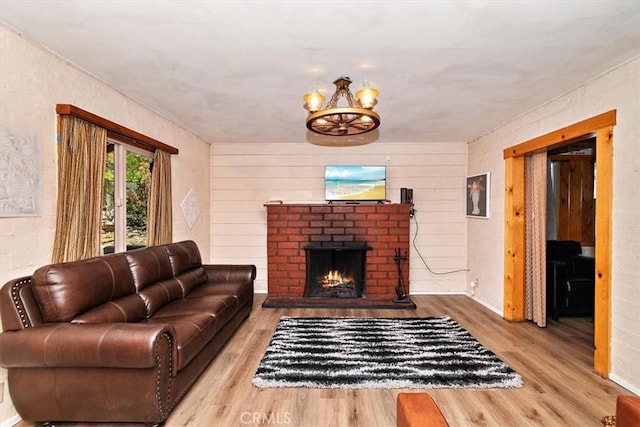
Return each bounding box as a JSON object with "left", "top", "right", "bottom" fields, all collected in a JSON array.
[
  {"left": 210, "top": 142, "right": 468, "bottom": 294},
  {"left": 553, "top": 155, "right": 595, "bottom": 246}
]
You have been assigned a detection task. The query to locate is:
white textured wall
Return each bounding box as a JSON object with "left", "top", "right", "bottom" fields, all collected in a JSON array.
[
  {"left": 209, "top": 142, "right": 469, "bottom": 295},
  {"left": 467, "top": 57, "right": 640, "bottom": 392},
  {"left": 0, "top": 26, "right": 211, "bottom": 423}
]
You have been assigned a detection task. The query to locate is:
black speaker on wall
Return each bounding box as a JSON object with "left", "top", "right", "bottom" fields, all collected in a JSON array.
[{"left": 400, "top": 188, "right": 413, "bottom": 204}]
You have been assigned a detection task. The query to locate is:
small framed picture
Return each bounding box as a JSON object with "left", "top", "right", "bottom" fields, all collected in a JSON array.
[{"left": 466, "top": 172, "right": 490, "bottom": 218}]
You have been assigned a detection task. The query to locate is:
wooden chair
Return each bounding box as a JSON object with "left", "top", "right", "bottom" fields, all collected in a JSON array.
[
  {"left": 397, "top": 393, "right": 449, "bottom": 427},
  {"left": 617, "top": 395, "right": 640, "bottom": 427},
  {"left": 546, "top": 240, "right": 594, "bottom": 319}
]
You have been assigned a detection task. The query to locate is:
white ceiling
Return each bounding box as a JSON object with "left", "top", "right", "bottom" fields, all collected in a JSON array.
[{"left": 2, "top": 1, "right": 640, "bottom": 145}]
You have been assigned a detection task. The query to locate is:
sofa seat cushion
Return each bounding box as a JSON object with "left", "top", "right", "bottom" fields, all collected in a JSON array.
[
  {"left": 186, "top": 282, "right": 252, "bottom": 305},
  {"left": 147, "top": 295, "right": 238, "bottom": 370},
  {"left": 154, "top": 296, "right": 238, "bottom": 328}
]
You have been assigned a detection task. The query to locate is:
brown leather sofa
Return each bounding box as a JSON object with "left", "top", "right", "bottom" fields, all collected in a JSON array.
[{"left": 0, "top": 240, "right": 255, "bottom": 426}]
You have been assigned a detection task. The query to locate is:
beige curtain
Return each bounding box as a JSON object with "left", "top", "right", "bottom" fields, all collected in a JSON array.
[
  {"left": 147, "top": 149, "right": 172, "bottom": 246},
  {"left": 52, "top": 116, "right": 107, "bottom": 263},
  {"left": 525, "top": 152, "right": 548, "bottom": 327}
]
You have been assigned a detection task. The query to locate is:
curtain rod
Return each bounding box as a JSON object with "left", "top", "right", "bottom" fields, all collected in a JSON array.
[{"left": 56, "top": 104, "right": 179, "bottom": 154}]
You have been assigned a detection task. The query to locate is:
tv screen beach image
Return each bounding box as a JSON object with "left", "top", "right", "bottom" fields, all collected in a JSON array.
[{"left": 325, "top": 166, "right": 386, "bottom": 201}]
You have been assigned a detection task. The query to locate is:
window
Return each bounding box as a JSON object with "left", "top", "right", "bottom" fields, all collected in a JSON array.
[
  {"left": 54, "top": 104, "right": 177, "bottom": 263},
  {"left": 102, "top": 141, "right": 153, "bottom": 254}
]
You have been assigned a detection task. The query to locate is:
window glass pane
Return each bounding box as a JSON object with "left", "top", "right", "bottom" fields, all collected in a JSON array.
[
  {"left": 125, "top": 150, "right": 151, "bottom": 251},
  {"left": 101, "top": 144, "right": 116, "bottom": 254}
]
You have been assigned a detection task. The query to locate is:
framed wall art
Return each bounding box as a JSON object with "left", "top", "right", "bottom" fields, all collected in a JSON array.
[
  {"left": 466, "top": 172, "right": 490, "bottom": 219},
  {"left": 0, "top": 122, "right": 42, "bottom": 217}
]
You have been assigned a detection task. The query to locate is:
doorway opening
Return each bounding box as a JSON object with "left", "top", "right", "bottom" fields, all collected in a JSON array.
[
  {"left": 546, "top": 138, "right": 596, "bottom": 321},
  {"left": 503, "top": 110, "right": 615, "bottom": 377}
]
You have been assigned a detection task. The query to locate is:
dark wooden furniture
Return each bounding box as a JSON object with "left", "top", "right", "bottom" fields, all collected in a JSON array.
[{"left": 546, "top": 240, "right": 594, "bottom": 320}]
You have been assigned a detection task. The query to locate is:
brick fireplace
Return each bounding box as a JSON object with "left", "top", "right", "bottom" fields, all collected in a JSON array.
[{"left": 264, "top": 203, "right": 412, "bottom": 303}]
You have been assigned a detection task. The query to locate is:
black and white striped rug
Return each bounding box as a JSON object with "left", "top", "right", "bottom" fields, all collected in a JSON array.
[{"left": 252, "top": 316, "right": 523, "bottom": 389}]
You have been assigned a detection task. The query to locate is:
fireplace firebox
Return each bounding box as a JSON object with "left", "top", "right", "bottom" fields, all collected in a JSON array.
[{"left": 304, "top": 242, "right": 372, "bottom": 298}]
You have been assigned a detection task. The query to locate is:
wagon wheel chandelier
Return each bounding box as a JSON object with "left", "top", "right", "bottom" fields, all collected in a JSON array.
[{"left": 303, "top": 76, "right": 380, "bottom": 136}]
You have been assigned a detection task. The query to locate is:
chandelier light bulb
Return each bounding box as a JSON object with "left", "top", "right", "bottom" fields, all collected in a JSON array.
[
  {"left": 303, "top": 87, "right": 325, "bottom": 113},
  {"left": 355, "top": 83, "right": 379, "bottom": 110}
]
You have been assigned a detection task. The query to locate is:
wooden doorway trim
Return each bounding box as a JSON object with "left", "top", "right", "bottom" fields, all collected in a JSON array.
[{"left": 502, "top": 110, "right": 616, "bottom": 377}]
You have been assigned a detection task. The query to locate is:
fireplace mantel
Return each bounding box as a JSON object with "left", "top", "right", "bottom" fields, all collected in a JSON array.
[{"left": 265, "top": 203, "right": 412, "bottom": 301}]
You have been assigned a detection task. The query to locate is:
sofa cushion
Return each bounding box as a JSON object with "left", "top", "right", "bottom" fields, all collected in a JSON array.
[
  {"left": 174, "top": 268, "right": 207, "bottom": 296},
  {"left": 155, "top": 295, "right": 238, "bottom": 326},
  {"left": 149, "top": 296, "right": 238, "bottom": 370},
  {"left": 165, "top": 241, "right": 206, "bottom": 295},
  {"left": 187, "top": 281, "right": 253, "bottom": 306},
  {"left": 32, "top": 254, "right": 135, "bottom": 323},
  {"left": 165, "top": 240, "right": 202, "bottom": 276},
  {"left": 72, "top": 294, "right": 148, "bottom": 323},
  {"left": 143, "top": 301, "right": 226, "bottom": 370},
  {"left": 137, "top": 278, "right": 184, "bottom": 317},
  {"left": 125, "top": 246, "right": 174, "bottom": 291}
]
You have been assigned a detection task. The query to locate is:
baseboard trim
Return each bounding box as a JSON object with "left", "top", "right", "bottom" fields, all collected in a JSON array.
[
  {"left": 409, "top": 291, "right": 467, "bottom": 295},
  {"left": 408, "top": 291, "right": 504, "bottom": 317},
  {"left": 1, "top": 414, "right": 21, "bottom": 427},
  {"left": 467, "top": 295, "right": 503, "bottom": 317},
  {"left": 609, "top": 373, "right": 640, "bottom": 395}
]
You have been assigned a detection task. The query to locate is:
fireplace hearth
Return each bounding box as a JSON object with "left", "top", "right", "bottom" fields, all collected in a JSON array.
[{"left": 304, "top": 242, "right": 371, "bottom": 298}]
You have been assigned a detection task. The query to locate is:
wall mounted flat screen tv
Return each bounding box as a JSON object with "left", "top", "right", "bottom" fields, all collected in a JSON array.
[{"left": 325, "top": 165, "right": 386, "bottom": 202}]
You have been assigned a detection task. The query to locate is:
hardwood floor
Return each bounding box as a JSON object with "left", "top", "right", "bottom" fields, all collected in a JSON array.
[{"left": 16, "top": 295, "right": 629, "bottom": 427}]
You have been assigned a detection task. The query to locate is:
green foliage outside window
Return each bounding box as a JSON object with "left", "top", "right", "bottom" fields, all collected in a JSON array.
[
  {"left": 102, "top": 147, "right": 151, "bottom": 251},
  {"left": 126, "top": 151, "right": 151, "bottom": 230}
]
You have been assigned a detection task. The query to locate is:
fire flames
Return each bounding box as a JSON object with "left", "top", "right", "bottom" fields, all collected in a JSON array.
[{"left": 320, "top": 270, "right": 355, "bottom": 288}]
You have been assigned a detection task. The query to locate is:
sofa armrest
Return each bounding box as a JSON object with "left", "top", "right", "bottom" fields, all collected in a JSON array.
[
  {"left": 0, "top": 323, "right": 178, "bottom": 375},
  {"left": 203, "top": 264, "right": 256, "bottom": 284}
]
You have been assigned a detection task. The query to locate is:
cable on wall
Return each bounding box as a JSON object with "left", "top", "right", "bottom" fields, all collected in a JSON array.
[{"left": 411, "top": 211, "right": 469, "bottom": 275}]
